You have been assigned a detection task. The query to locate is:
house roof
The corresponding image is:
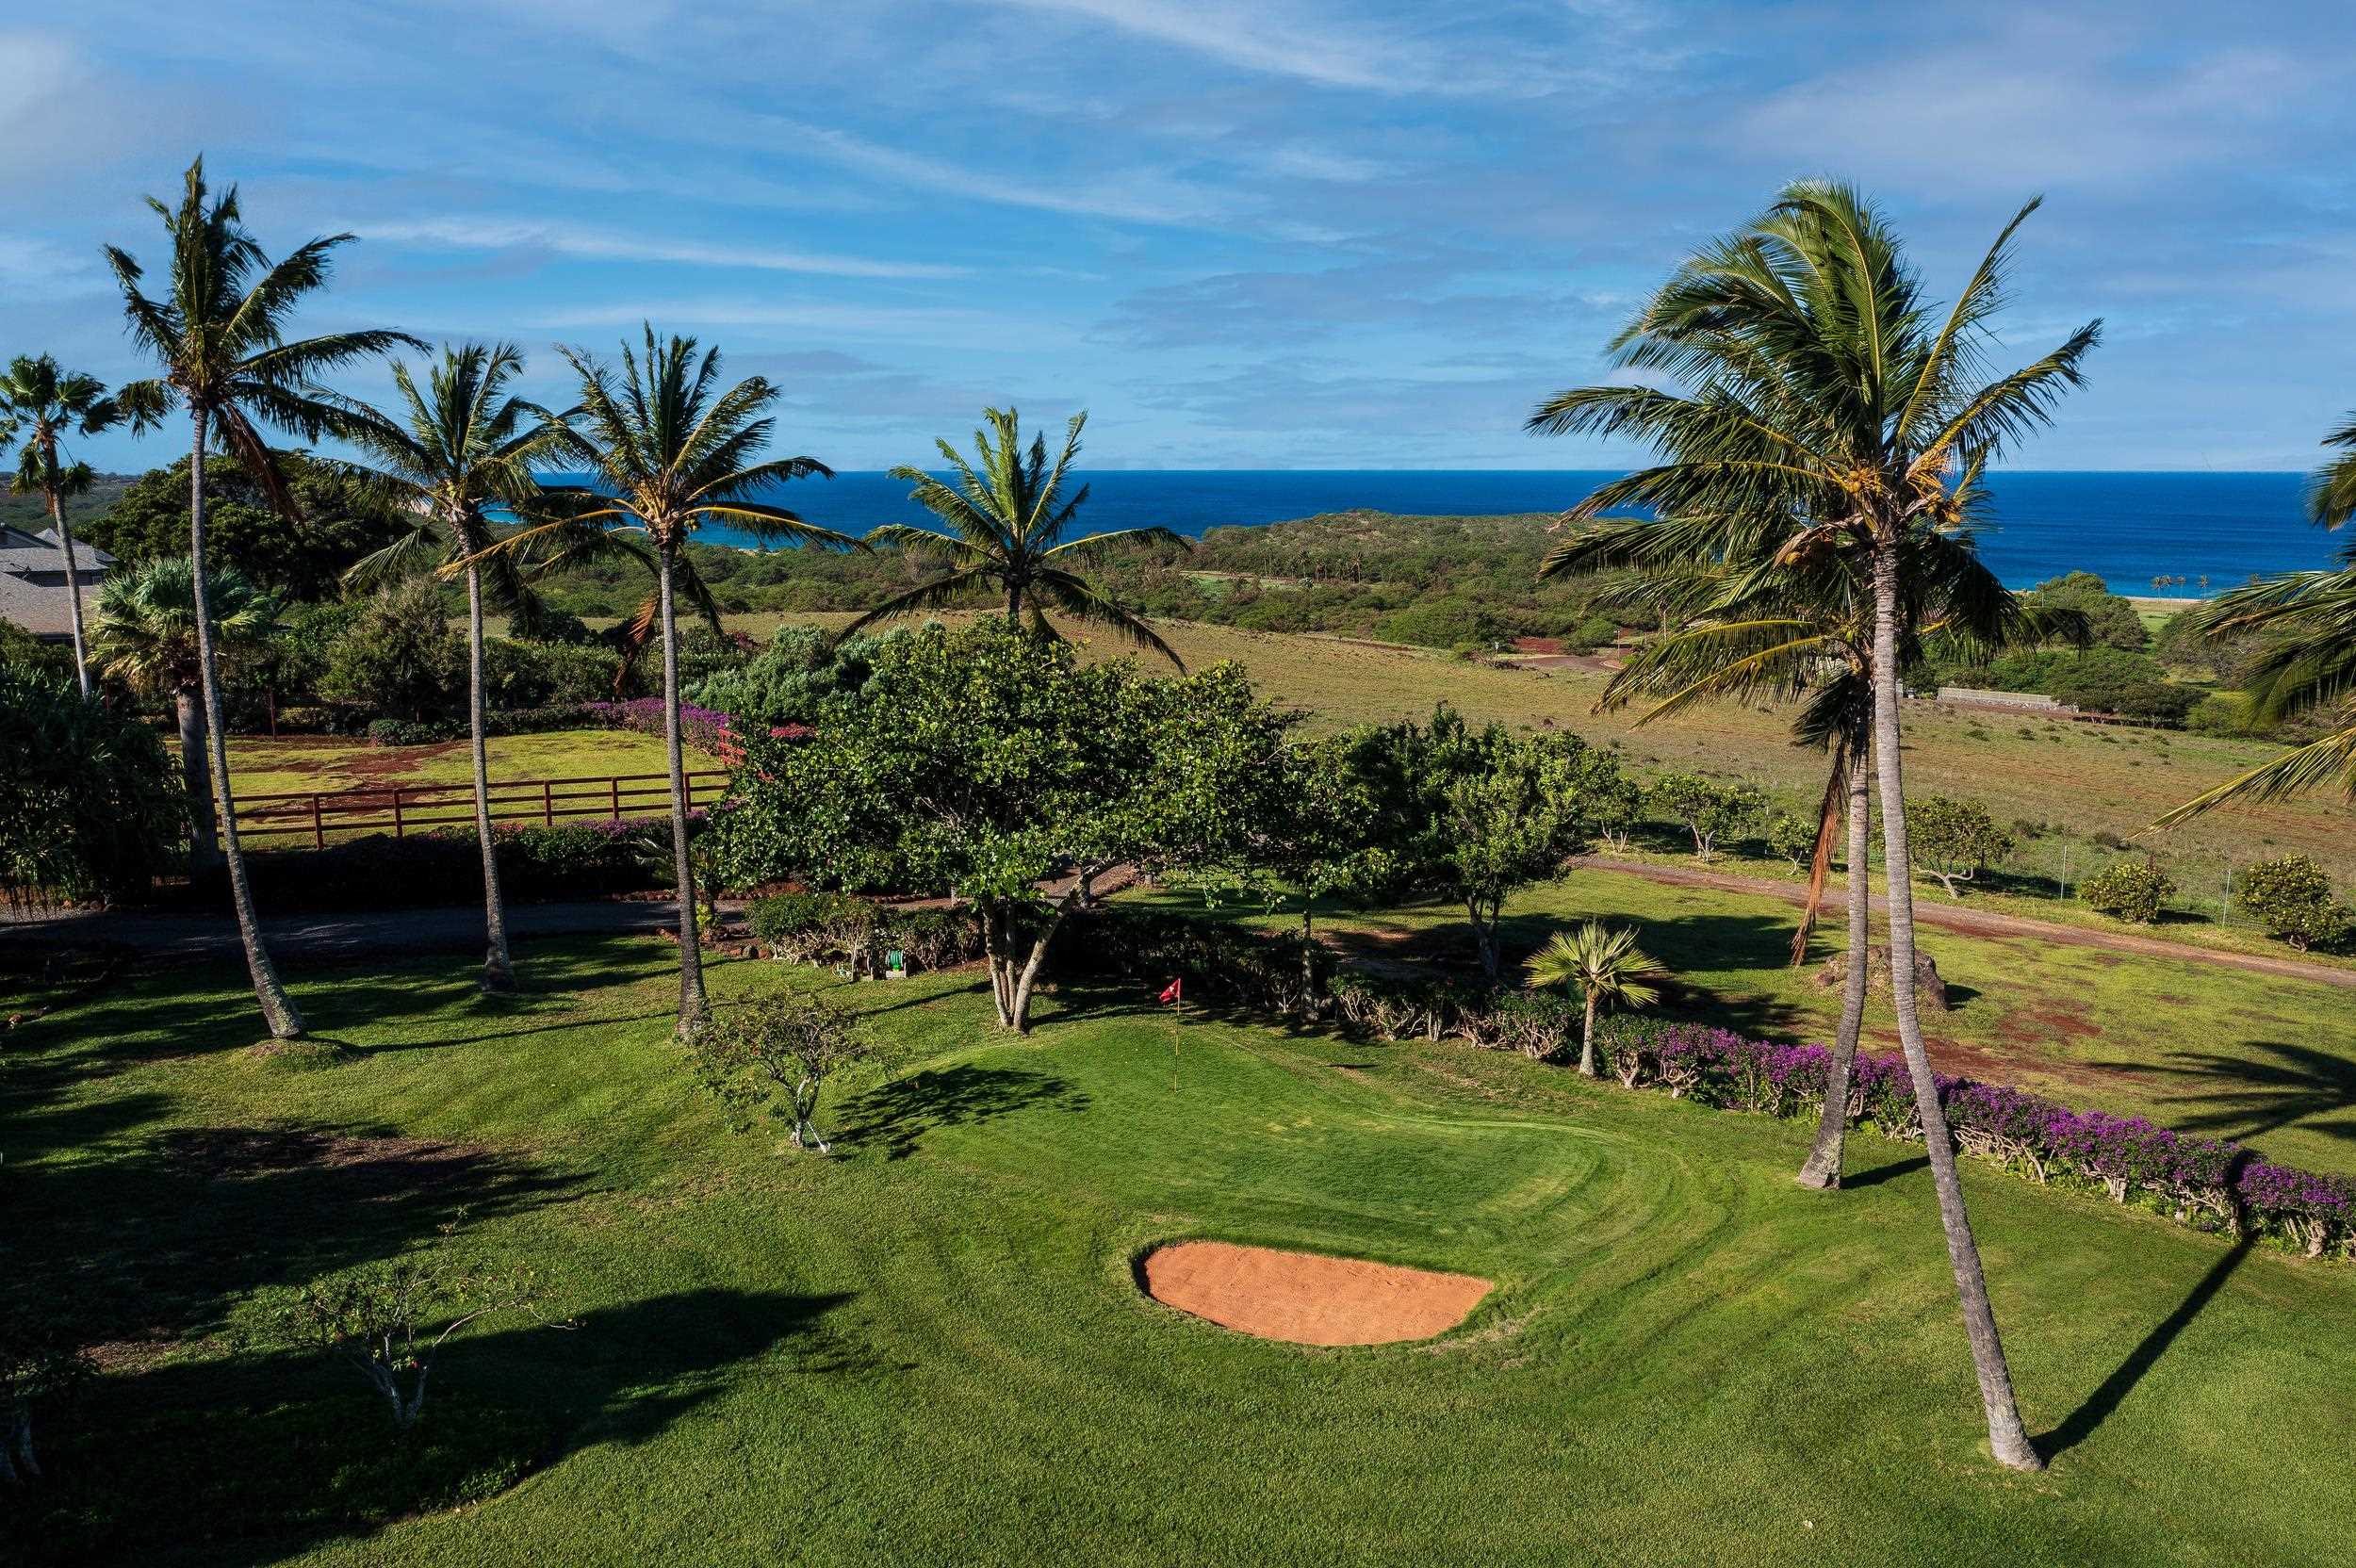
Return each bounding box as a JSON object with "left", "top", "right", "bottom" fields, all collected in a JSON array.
[
  {"left": 0, "top": 526, "right": 110, "bottom": 640},
  {"left": 0, "top": 525, "right": 112, "bottom": 571}
]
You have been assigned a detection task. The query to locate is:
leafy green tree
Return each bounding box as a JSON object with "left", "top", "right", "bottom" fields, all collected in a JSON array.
[
  {"left": 712, "top": 620, "right": 1284, "bottom": 1033},
  {"left": 2080, "top": 859, "right": 2175, "bottom": 924},
  {"left": 84, "top": 450, "right": 404, "bottom": 600},
  {"left": 843, "top": 408, "right": 1188, "bottom": 666},
  {"left": 1527, "top": 182, "right": 2096, "bottom": 1470},
  {"left": 329, "top": 342, "right": 576, "bottom": 991},
  {"left": 2022, "top": 572, "right": 2147, "bottom": 650},
  {"left": 0, "top": 355, "right": 131, "bottom": 693},
  {"left": 688, "top": 624, "right": 878, "bottom": 727},
  {"left": 1765, "top": 812, "right": 1817, "bottom": 873},
  {"left": 93, "top": 559, "right": 284, "bottom": 871},
  {"left": 690, "top": 993, "right": 880, "bottom": 1152},
  {"left": 1647, "top": 772, "right": 1765, "bottom": 862},
  {"left": 0, "top": 668, "right": 181, "bottom": 908},
  {"left": 106, "top": 155, "right": 421, "bottom": 1039},
  {"left": 2235, "top": 856, "right": 2350, "bottom": 952},
  {"left": 1907, "top": 796, "right": 2012, "bottom": 899},
  {"left": 1524, "top": 922, "right": 1665, "bottom": 1078},
  {"left": 491, "top": 326, "right": 851, "bottom": 1034},
  {"left": 1375, "top": 705, "right": 1623, "bottom": 980},
  {"left": 319, "top": 580, "right": 464, "bottom": 724}
]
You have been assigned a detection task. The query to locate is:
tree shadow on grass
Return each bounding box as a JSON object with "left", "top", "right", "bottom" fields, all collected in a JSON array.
[
  {"left": 23, "top": 1287, "right": 860, "bottom": 1568},
  {"left": 2090, "top": 1040, "right": 2356, "bottom": 1152},
  {"left": 835, "top": 1064, "right": 1090, "bottom": 1160},
  {"left": 2037, "top": 1235, "right": 2255, "bottom": 1462},
  {"left": 1838, "top": 1153, "right": 1929, "bottom": 1189}
]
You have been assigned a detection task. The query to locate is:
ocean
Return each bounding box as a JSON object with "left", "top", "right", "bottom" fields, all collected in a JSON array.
[{"left": 679, "top": 470, "right": 2337, "bottom": 596}]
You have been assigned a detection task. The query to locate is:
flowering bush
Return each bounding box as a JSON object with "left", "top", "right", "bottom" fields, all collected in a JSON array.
[{"left": 586, "top": 697, "right": 731, "bottom": 754}]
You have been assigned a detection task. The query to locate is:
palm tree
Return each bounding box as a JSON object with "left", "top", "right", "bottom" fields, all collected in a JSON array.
[
  {"left": 480, "top": 326, "right": 851, "bottom": 1035},
  {"left": 842, "top": 408, "right": 1188, "bottom": 666},
  {"left": 1526, "top": 182, "right": 2099, "bottom": 1472},
  {"left": 1554, "top": 518, "right": 2074, "bottom": 1188},
  {"left": 0, "top": 355, "right": 132, "bottom": 694},
  {"left": 93, "top": 559, "right": 282, "bottom": 871},
  {"left": 1524, "top": 921, "right": 1664, "bottom": 1077},
  {"left": 104, "top": 156, "right": 419, "bottom": 1039},
  {"left": 2155, "top": 416, "right": 2356, "bottom": 825},
  {"left": 330, "top": 343, "right": 570, "bottom": 994}
]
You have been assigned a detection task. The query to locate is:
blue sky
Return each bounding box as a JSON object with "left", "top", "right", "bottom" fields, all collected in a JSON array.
[{"left": 6, "top": 0, "right": 2353, "bottom": 473}]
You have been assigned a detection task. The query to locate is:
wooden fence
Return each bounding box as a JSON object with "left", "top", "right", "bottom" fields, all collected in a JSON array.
[{"left": 232, "top": 772, "right": 732, "bottom": 848}]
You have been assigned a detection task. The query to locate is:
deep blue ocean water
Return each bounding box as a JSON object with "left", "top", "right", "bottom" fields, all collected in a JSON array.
[{"left": 681, "top": 470, "right": 2335, "bottom": 596}]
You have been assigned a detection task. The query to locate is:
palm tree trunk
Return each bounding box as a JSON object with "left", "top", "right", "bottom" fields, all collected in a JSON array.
[
  {"left": 1579, "top": 988, "right": 1598, "bottom": 1077},
  {"left": 465, "top": 562, "right": 515, "bottom": 993},
  {"left": 1789, "top": 739, "right": 1851, "bottom": 966},
  {"left": 1796, "top": 744, "right": 1873, "bottom": 1188},
  {"left": 657, "top": 543, "right": 707, "bottom": 1034},
  {"left": 1006, "top": 580, "right": 1022, "bottom": 625},
  {"left": 1868, "top": 538, "right": 2039, "bottom": 1471},
  {"left": 43, "top": 449, "right": 90, "bottom": 698},
  {"left": 175, "top": 686, "right": 221, "bottom": 872},
  {"left": 188, "top": 403, "right": 304, "bottom": 1039}
]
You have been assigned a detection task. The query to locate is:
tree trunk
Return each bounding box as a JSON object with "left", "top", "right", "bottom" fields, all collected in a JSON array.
[
  {"left": 1868, "top": 539, "right": 2040, "bottom": 1471},
  {"left": 176, "top": 685, "right": 221, "bottom": 872},
  {"left": 1579, "top": 988, "right": 1598, "bottom": 1078},
  {"left": 1300, "top": 902, "right": 1318, "bottom": 1018},
  {"left": 1789, "top": 737, "right": 1852, "bottom": 966},
  {"left": 188, "top": 406, "right": 304, "bottom": 1037},
  {"left": 43, "top": 446, "right": 90, "bottom": 698},
  {"left": 657, "top": 544, "right": 706, "bottom": 1035},
  {"left": 1005, "top": 898, "right": 1072, "bottom": 1034},
  {"left": 465, "top": 562, "right": 515, "bottom": 993},
  {"left": 1469, "top": 898, "right": 1500, "bottom": 979},
  {"left": 1796, "top": 743, "right": 1873, "bottom": 1189}
]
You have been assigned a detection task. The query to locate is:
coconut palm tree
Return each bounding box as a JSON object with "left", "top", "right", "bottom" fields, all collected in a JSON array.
[
  {"left": 330, "top": 342, "right": 570, "bottom": 994},
  {"left": 1524, "top": 921, "right": 1664, "bottom": 1078},
  {"left": 477, "top": 325, "right": 851, "bottom": 1035},
  {"left": 2155, "top": 416, "right": 2356, "bottom": 825},
  {"left": 1526, "top": 182, "right": 2099, "bottom": 1472},
  {"left": 104, "top": 156, "right": 421, "bottom": 1040},
  {"left": 0, "top": 355, "right": 132, "bottom": 694},
  {"left": 841, "top": 408, "right": 1188, "bottom": 666},
  {"left": 1554, "top": 517, "right": 2077, "bottom": 1188},
  {"left": 92, "top": 559, "right": 283, "bottom": 871}
]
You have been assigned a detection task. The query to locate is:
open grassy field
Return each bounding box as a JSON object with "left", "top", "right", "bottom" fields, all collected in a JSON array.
[
  {"left": 1144, "top": 867, "right": 2356, "bottom": 1180},
  {"left": 8, "top": 938, "right": 2353, "bottom": 1565},
  {"left": 216, "top": 731, "right": 684, "bottom": 800}
]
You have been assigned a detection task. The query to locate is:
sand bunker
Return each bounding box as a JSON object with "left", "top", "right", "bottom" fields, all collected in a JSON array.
[{"left": 1142, "top": 1241, "right": 1492, "bottom": 1346}]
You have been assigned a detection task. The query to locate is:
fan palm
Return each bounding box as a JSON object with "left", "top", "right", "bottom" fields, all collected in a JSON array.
[
  {"left": 472, "top": 325, "right": 852, "bottom": 1035},
  {"left": 93, "top": 559, "right": 282, "bottom": 871},
  {"left": 842, "top": 408, "right": 1187, "bottom": 667},
  {"left": 2154, "top": 417, "right": 2356, "bottom": 825},
  {"left": 0, "top": 355, "right": 133, "bottom": 695},
  {"left": 330, "top": 342, "right": 571, "bottom": 993},
  {"left": 1524, "top": 921, "right": 1664, "bottom": 1078},
  {"left": 104, "top": 156, "right": 421, "bottom": 1039},
  {"left": 1526, "top": 181, "right": 2099, "bottom": 1471}
]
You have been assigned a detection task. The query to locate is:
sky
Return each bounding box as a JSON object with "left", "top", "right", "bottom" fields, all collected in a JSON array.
[{"left": 5, "top": 0, "right": 2354, "bottom": 475}]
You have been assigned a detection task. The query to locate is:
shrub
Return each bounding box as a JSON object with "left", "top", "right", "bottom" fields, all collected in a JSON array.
[
  {"left": 1648, "top": 772, "right": 1766, "bottom": 861},
  {"left": 747, "top": 893, "right": 985, "bottom": 974},
  {"left": 1906, "top": 795, "right": 2012, "bottom": 898},
  {"left": 689, "top": 992, "right": 879, "bottom": 1151},
  {"left": 279, "top": 1250, "right": 561, "bottom": 1429},
  {"left": 1, "top": 1306, "right": 93, "bottom": 1483},
  {"left": 319, "top": 580, "right": 465, "bottom": 724},
  {"left": 205, "top": 823, "right": 661, "bottom": 911},
  {"left": 2080, "top": 859, "right": 2175, "bottom": 923},
  {"left": 0, "top": 671, "right": 183, "bottom": 908},
  {"left": 2236, "top": 855, "right": 2351, "bottom": 952},
  {"left": 1765, "top": 812, "right": 1817, "bottom": 873}
]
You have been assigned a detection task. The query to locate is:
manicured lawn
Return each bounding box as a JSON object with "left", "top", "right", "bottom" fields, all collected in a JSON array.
[
  {"left": 218, "top": 730, "right": 686, "bottom": 800},
  {"left": 1148, "top": 867, "right": 2356, "bottom": 1180},
  {"left": 8, "top": 936, "right": 2354, "bottom": 1564}
]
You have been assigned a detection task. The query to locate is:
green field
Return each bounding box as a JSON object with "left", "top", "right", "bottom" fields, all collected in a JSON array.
[
  {"left": 10, "top": 939, "right": 2353, "bottom": 1565},
  {"left": 217, "top": 731, "right": 686, "bottom": 801}
]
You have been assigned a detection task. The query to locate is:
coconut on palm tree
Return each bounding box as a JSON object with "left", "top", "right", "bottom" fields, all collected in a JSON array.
[
  {"left": 842, "top": 408, "right": 1188, "bottom": 666},
  {"left": 105, "top": 156, "right": 420, "bottom": 1039},
  {"left": 1527, "top": 182, "right": 2098, "bottom": 1472},
  {"left": 475, "top": 325, "right": 852, "bottom": 1035},
  {"left": 330, "top": 342, "right": 569, "bottom": 993},
  {"left": 2155, "top": 416, "right": 2356, "bottom": 825},
  {"left": 0, "top": 355, "right": 134, "bottom": 694},
  {"left": 1524, "top": 921, "right": 1664, "bottom": 1078},
  {"left": 92, "top": 559, "right": 282, "bottom": 871}
]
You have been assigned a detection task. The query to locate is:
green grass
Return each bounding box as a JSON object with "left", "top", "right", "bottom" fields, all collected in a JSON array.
[
  {"left": 8, "top": 937, "right": 2354, "bottom": 1564},
  {"left": 217, "top": 730, "right": 686, "bottom": 800},
  {"left": 1148, "top": 869, "right": 2356, "bottom": 1178}
]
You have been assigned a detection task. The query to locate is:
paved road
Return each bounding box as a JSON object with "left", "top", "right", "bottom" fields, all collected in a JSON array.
[
  {"left": 1569, "top": 856, "right": 2356, "bottom": 991},
  {"left": 3, "top": 898, "right": 744, "bottom": 965}
]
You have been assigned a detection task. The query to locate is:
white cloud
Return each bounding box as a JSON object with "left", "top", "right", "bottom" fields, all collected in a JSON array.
[{"left": 352, "top": 218, "right": 967, "bottom": 280}]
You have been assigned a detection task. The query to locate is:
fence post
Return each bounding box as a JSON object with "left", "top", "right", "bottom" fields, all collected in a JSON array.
[
  {"left": 610, "top": 776, "right": 621, "bottom": 822},
  {"left": 392, "top": 787, "right": 404, "bottom": 839},
  {"left": 544, "top": 779, "right": 555, "bottom": 826},
  {"left": 312, "top": 794, "right": 324, "bottom": 850}
]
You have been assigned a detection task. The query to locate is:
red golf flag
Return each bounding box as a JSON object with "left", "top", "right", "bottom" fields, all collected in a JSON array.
[{"left": 1158, "top": 977, "right": 1183, "bottom": 1005}]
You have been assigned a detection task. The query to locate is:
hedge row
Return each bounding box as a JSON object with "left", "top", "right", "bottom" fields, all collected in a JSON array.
[
  {"left": 747, "top": 892, "right": 986, "bottom": 974},
  {"left": 201, "top": 823, "right": 663, "bottom": 911}
]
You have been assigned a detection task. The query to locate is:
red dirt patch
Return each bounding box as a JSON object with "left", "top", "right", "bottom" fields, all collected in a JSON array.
[{"left": 1142, "top": 1241, "right": 1491, "bottom": 1346}]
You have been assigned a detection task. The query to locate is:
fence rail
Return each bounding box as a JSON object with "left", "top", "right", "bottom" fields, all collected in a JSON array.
[{"left": 232, "top": 772, "right": 732, "bottom": 848}]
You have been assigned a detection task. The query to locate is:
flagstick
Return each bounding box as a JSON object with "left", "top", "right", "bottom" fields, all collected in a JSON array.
[{"left": 1170, "top": 990, "right": 1181, "bottom": 1092}]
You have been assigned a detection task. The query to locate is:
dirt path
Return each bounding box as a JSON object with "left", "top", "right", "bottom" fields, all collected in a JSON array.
[{"left": 1570, "top": 856, "right": 2356, "bottom": 991}]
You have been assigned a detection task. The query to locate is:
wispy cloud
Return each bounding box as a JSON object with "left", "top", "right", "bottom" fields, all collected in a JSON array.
[
  {"left": 354, "top": 218, "right": 967, "bottom": 279},
  {"left": 517, "top": 296, "right": 1070, "bottom": 350}
]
